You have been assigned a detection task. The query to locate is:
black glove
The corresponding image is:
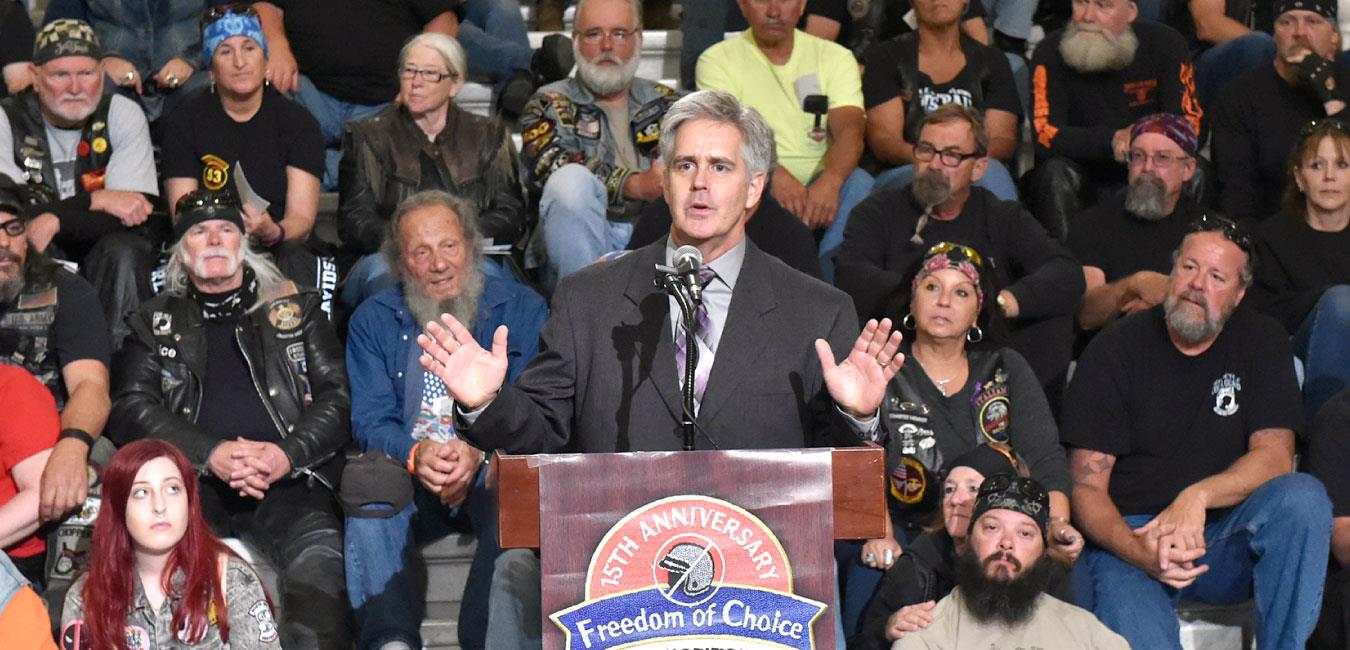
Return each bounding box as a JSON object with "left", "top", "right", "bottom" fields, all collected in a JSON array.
[{"left": 1297, "top": 52, "right": 1339, "bottom": 104}]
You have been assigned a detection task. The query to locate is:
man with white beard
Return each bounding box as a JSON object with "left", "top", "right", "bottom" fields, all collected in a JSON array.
[
  {"left": 1028, "top": 0, "right": 1200, "bottom": 240},
  {"left": 110, "top": 189, "right": 352, "bottom": 648},
  {"left": 519, "top": 0, "right": 680, "bottom": 290},
  {"left": 341, "top": 190, "right": 546, "bottom": 650},
  {"left": 0, "top": 19, "right": 160, "bottom": 348},
  {"left": 1070, "top": 113, "right": 1206, "bottom": 331}
]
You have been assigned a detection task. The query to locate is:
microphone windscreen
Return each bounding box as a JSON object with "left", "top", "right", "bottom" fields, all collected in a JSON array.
[{"left": 673, "top": 245, "right": 703, "bottom": 273}]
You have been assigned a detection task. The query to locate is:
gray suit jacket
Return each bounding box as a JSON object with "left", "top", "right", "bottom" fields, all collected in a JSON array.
[{"left": 464, "top": 238, "right": 865, "bottom": 454}]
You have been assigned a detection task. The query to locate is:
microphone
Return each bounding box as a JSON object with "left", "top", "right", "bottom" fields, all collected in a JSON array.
[{"left": 672, "top": 245, "right": 704, "bottom": 304}]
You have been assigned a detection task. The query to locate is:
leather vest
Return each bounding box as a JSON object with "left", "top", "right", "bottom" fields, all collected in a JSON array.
[
  {"left": 880, "top": 349, "right": 1009, "bottom": 520},
  {"left": 894, "top": 32, "right": 991, "bottom": 144},
  {"left": 1, "top": 90, "right": 116, "bottom": 205},
  {"left": 0, "top": 261, "right": 65, "bottom": 407}
]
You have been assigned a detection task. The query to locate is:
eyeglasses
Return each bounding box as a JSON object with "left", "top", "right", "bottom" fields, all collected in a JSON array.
[
  {"left": 201, "top": 2, "right": 257, "bottom": 27},
  {"left": 1188, "top": 213, "right": 1253, "bottom": 256},
  {"left": 978, "top": 473, "right": 1047, "bottom": 504},
  {"left": 924, "top": 241, "right": 985, "bottom": 268},
  {"left": 1126, "top": 149, "right": 1189, "bottom": 169},
  {"left": 914, "top": 142, "right": 984, "bottom": 166},
  {"left": 0, "top": 218, "right": 24, "bottom": 237},
  {"left": 398, "top": 66, "right": 455, "bottom": 83},
  {"left": 578, "top": 28, "right": 636, "bottom": 44}
]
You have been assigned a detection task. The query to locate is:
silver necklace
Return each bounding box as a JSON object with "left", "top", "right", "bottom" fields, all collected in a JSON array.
[{"left": 914, "top": 351, "right": 963, "bottom": 397}]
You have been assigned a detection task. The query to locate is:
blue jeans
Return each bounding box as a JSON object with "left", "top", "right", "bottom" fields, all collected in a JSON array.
[
  {"left": 872, "top": 159, "right": 1019, "bottom": 201},
  {"left": 459, "top": 0, "right": 532, "bottom": 83},
  {"left": 1074, "top": 473, "right": 1331, "bottom": 650},
  {"left": 1196, "top": 32, "right": 1277, "bottom": 110},
  {"left": 1296, "top": 285, "right": 1350, "bottom": 416},
  {"left": 292, "top": 75, "right": 389, "bottom": 190},
  {"left": 345, "top": 470, "right": 499, "bottom": 650},
  {"left": 817, "top": 168, "right": 875, "bottom": 284},
  {"left": 538, "top": 163, "right": 636, "bottom": 291}
]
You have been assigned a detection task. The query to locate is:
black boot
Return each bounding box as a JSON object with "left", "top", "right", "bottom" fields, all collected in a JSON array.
[{"left": 497, "top": 34, "right": 574, "bottom": 123}]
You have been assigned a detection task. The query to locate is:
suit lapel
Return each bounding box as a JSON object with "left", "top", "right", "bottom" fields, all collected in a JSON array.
[
  {"left": 696, "top": 243, "right": 777, "bottom": 425},
  {"left": 620, "top": 241, "right": 683, "bottom": 422}
]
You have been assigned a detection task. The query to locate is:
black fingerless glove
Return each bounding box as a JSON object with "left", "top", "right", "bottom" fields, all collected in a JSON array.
[{"left": 1298, "top": 52, "right": 1339, "bottom": 104}]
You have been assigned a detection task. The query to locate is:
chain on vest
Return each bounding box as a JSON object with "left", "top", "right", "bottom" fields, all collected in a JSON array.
[
  {"left": 1, "top": 89, "right": 116, "bottom": 206},
  {"left": 0, "top": 262, "right": 65, "bottom": 408}
]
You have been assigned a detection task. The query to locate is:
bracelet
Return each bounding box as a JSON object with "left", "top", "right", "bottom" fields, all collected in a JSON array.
[
  {"left": 265, "top": 222, "right": 286, "bottom": 248},
  {"left": 58, "top": 427, "right": 96, "bottom": 449},
  {"left": 406, "top": 441, "right": 422, "bottom": 475}
]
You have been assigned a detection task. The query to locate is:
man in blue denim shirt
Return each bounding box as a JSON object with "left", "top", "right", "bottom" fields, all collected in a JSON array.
[{"left": 342, "top": 190, "right": 546, "bottom": 650}]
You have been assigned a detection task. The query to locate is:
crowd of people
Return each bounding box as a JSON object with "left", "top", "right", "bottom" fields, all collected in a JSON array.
[{"left": 0, "top": 0, "right": 1345, "bottom": 649}]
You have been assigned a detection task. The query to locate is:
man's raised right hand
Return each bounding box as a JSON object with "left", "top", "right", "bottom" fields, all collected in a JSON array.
[{"left": 418, "top": 315, "right": 510, "bottom": 411}]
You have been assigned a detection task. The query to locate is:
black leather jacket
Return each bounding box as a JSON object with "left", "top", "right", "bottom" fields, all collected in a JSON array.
[
  {"left": 337, "top": 102, "right": 529, "bottom": 255},
  {"left": 109, "top": 284, "right": 349, "bottom": 490}
]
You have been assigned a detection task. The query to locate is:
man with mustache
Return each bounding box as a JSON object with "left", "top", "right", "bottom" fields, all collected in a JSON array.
[
  {"left": 1211, "top": 0, "right": 1350, "bottom": 223},
  {"left": 520, "top": 0, "right": 681, "bottom": 291},
  {"left": 1029, "top": 0, "right": 1200, "bottom": 239},
  {"left": 342, "top": 191, "right": 546, "bottom": 650},
  {"left": 697, "top": 0, "right": 874, "bottom": 281},
  {"left": 1072, "top": 113, "right": 1205, "bottom": 331},
  {"left": 110, "top": 189, "right": 352, "bottom": 648},
  {"left": 0, "top": 19, "right": 160, "bottom": 348},
  {"left": 837, "top": 104, "right": 1084, "bottom": 385},
  {"left": 894, "top": 475, "right": 1128, "bottom": 648},
  {"left": 0, "top": 179, "right": 114, "bottom": 573},
  {"left": 1063, "top": 217, "right": 1332, "bottom": 649}
]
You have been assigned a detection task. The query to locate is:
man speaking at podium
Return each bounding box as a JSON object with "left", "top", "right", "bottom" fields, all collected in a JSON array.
[{"left": 418, "top": 89, "right": 903, "bottom": 455}]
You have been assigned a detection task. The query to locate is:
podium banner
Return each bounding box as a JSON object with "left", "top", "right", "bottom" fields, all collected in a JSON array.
[{"left": 539, "top": 449, "right": 836, "bottom": 650}]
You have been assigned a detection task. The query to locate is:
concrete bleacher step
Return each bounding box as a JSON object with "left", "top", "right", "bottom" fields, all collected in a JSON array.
[{"left": 420, "top": 532, "right": 479, "bottom": 650}]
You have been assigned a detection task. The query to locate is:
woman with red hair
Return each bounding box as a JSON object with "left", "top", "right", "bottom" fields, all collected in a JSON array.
[{"left": 59, "top": 439, "right": 280, "bottom": 649}]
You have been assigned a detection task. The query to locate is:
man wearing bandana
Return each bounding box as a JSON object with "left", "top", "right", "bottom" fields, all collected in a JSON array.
[
  {"left": 838, "top": 104, "right": 1084, "bottom": 386},
  {"left": 1211, "top": 0, "right": 1350, "bottom": 223},
  {"left": 109, "top": 190, "right": 351, "bottom": 649},
  {"left": 1072, "top": 113, "right": 1206, "bottom": 332},
  {"left": 0, "top": 19, "right": 160, "bottom": 349},
  {"left": 893, "top": 475, "right": 1128, "bottom": 649}
]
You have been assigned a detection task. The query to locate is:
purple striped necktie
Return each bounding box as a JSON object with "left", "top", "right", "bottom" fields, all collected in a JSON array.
[{"left": 674, "top": 268, "right": 717, "bottom": 409}]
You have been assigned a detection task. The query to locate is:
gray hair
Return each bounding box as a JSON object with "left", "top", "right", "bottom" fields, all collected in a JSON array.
[
  {"left": 398, "top": 32, "right": 467, "bottom": 82},
  {"left": 163, "top": 240, "right": 289, "bottom": 312},
  {"left": 574, "top": 0, "right": 643, "bottom": 31},
  {"left": 659, "top": 90, "right": 776, "bottom": 180},
  {"left": 1171, "top": 232, "right": 1255, "bottom": 289},
  {"left": 381, "top": 190, "right": 484, "bottom": 275}
]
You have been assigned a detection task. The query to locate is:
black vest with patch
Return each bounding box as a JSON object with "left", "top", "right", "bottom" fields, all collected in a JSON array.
[
  {"left": 1, "top": 89, "right": 115, "bottom": 205},
  {"left": 0, "top": 260, "right": 66, "bottom": 407}
]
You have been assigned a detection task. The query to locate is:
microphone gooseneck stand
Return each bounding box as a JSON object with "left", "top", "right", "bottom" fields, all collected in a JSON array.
[{"left": 655, "top": 267, "right": 702, "bottom": 451}]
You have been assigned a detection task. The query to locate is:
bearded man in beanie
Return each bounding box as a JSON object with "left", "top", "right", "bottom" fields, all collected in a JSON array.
[
  {"left": 0, "top": 19, "right": 160, "bottom": 347},
  {"left": 893, "top": 474, "right": 1128, "bottom": 649},
  {"left": 1071, "top": 113, "right": 1207, "bottom": 331},
  {"left": 109, "top": 189, "right": 351, "bottom": 649},
  {"left": 1211, "top": 0, "right": 1350, "bottom": 223}
]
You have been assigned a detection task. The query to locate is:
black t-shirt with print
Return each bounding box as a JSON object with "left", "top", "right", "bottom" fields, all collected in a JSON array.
[
  {"left": 862, "top": 34, "right": 1022, "bottom": 126},
  {"left": 1061, "top": 305, "right": 1304, "bottom": 515}
]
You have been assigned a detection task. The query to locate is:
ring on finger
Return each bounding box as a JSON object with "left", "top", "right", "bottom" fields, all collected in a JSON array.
[
  {"left": 123, "top": 71, "right": 136, "bottom": 82},
  {"left": 166, "top": 73, "right": 180, "bottom": 87}
]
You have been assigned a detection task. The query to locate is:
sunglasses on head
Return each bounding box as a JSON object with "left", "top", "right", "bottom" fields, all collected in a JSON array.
[
  {"left": 1300, "top": 118, "right": 1350, "bottom": 140},
  {"left": 175, "top": 190, "right": 240, "bottom": 214},
  {"left": 978, "top": 473, "right": 1047, "bottom": 503},
  {"left": 1187, "top": 213, "right": 1253, "bottom": 256},
  {"left": 924, "top": 241, "right": 985, "bottom": 268},
  {"left": 201, "top": 2, "right": 258, "bottom": 28}
]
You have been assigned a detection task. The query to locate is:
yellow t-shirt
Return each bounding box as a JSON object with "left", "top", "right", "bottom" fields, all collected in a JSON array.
[{"left": 697, "top": 29, "right": 863, "bottom": 183}]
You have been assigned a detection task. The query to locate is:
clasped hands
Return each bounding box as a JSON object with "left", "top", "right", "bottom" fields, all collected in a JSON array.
[
  {"left": 208, "top": 438, "right": 292, "bottom": 499},
  {"left": 413, "top": 438, "right": 484, "bottom": 508},
  {"left": 1133, "top": 488, "right": 1210, "bottom": 589},
  {"left": 416, "top": 314, "right": 905, "bottom": 420}
]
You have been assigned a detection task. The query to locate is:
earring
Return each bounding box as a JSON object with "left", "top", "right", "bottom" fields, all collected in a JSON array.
[
  {"left": 902, "top": 313, "right": 916, "bottom": 330},
  {"left": 210, "top": 79, "right": 216, "bottom": 94},
  {"left": 966, "top": 325, "right": 983, "bottom": 343}
]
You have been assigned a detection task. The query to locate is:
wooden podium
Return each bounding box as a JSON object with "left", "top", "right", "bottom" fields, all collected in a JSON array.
[{"left": 495, "top": 445, "right": 885, "bottom": 650}]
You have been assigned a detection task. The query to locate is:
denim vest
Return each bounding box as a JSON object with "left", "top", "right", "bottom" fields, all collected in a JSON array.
[{"left": 81, "top": 0, "right": 203, "bottom": 72}]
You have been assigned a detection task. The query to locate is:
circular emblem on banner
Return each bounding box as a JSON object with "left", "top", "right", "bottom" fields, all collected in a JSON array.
[{"left": 551, "top": 495, "right": 827, "bottom": 649}]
